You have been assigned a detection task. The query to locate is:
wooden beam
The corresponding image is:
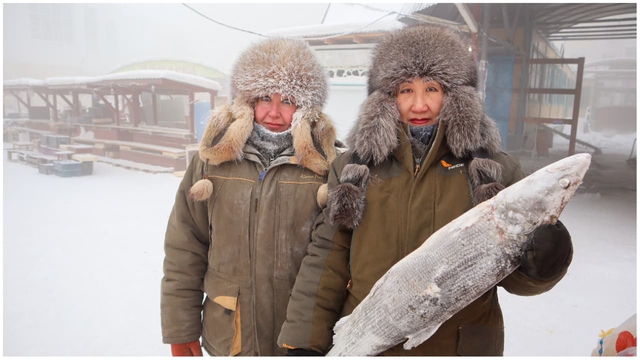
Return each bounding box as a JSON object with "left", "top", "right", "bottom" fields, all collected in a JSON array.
[
  {"left": 58, "top": 93, "right": 75, "bottom": 110},
  {"left": 535, "top": 17, "right": 635, "bottom": 25},
  {"left": 323, "top": 37, "right": 346, "bottom": 45},
  {"left": 523, "top": 88, "right": 577, "bottom": 95},
  {"left": 523, "top": 117, "right": 573, "bottom": 124},
  {"left": 569, "top": 57, "right": 585, "bottom": 155},
  {"left": 548, "top": 35, "right": 636, "bottom": 41},
  {"left": 35, "top": 92, "right": 54, "bottom": 108},
  {"left": 509, "top": 4, "right": 522, "bottom": 43},
  {"left": 95, "top": 93, "right": 117, "bottom": 114},
  {"left": 11, "top": 91, "right": 29, "bottom": 108},
  {"left": 526, "top": 58, "right": 582, "bottom": 65}
]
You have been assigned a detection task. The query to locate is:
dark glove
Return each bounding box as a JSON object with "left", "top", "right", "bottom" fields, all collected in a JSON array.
[
  {"left": 286, "top": 348, "right": 324, "bottom": 356},
  {"left": 519, "top": 220, "right": 573, "bottom": 281},
  {"left": 171, "top": 340, "right": 203, "bottom": 356}
]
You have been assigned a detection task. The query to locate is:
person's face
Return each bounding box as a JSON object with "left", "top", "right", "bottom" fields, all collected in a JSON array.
[
  {"left": 254, "top": 93, "right": 297, "bottom": 133},
  {"left": 396, "top": 78, "right": 444, "bottom": 126}
]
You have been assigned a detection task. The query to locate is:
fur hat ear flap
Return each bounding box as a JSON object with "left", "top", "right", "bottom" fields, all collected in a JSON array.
[
  {"left": 327, "top": 163, "right": 370, "bottom": 229},
  {"left": 312, "top": 112, "right": 338, "bottom": 165},
  {"left": 439, "top": 86, "right": 484, "bottom": 158},
  {"left": 189, "top": 177, "right": 213, "bottom": 201},
  {"left": 292, "top": 107, "right": 330, "bottom": 175},
  {"left": 346, "top": 90, "right": 400, "bottom": 166},
  {"left": 199, "top": 101, "right": 254, "bottom": 166}
]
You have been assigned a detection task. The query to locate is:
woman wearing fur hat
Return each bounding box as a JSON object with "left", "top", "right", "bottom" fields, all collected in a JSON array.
[
  {"left": 161, "top": 38, "right": 339, "bottom": 356},
  {"left": 278, "top": 24, "right": 573, "bottom": 356}
]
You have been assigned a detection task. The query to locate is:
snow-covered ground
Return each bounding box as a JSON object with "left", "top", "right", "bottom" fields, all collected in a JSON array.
[{"left": 3, "top": 127, "right": 636, "bottom": 356}]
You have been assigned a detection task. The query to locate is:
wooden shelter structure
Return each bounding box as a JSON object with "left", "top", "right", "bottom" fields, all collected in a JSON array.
[{"left": 4, "top": 71, "right": 220, "bottom": 171}]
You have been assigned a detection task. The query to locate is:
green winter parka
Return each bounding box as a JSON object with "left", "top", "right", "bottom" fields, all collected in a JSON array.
[{"left": 277, "top": 122, "right": 571, "bottom": 356}]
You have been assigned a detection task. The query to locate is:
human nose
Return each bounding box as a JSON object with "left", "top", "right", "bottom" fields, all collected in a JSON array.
[
  {"left": 269, "top": 101, "right": 281, "bottom": 118},
  {"left": 411, "top": 93, "right": 429, "bottom": 113}
]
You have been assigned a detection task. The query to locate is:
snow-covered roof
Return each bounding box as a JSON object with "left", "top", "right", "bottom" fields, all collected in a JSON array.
[
  {"left": 45, "top": 77, "right": 95, "bottom": 87},
  {"left": 4, "top": 78, "right": 45, "bottom": 87},
  {"left": 92, "top": 70, "right": 221, "bottom": 91},
  {"left": 265, "top": 17, "right": 405, "bottom": 39},
  {"left": 109, "top": 57, "right": 227, "bottom": 77},
  {"left": 4, "top": 71, "right": 221, "bottom": 92}
]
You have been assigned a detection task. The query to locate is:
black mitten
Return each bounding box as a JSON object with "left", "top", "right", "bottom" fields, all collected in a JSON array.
[
  {"left": 519, "top": 220, "right": 573, "bottom": 281},
  {"left": 286, "top": 348, "right": 324, "bottom": 356}
]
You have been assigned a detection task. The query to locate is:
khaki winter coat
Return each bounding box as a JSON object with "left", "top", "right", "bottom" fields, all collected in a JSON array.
[
  {"left": 161, "top": 106, "right": 338, "bottom": 356},
  {"left": 278, "top": 122, "right": 571, "bottom": 355},
  {"left": 161, "top": 37, "right": 337, "bottom": 356}
]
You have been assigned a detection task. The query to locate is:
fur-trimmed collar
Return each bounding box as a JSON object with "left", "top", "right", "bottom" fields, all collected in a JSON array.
[{"left": 198, "top": 102, "right": 337, "bottom": 175}]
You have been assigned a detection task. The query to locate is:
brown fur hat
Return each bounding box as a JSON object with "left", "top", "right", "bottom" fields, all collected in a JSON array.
[
  {"left": 329, "top": 24, "right": 506, "bottom": 228},
  {"left": 190, "top": 38, "right": 337, "bottom": 201}
]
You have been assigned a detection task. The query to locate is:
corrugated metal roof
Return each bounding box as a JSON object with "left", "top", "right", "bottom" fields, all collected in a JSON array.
[{"left": 401, "top": 3, "right": 636, "bottom": 41}]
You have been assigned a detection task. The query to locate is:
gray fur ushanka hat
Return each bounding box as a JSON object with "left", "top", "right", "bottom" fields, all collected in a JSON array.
[
  {"left": 329, "top": 24, "right": 506, "bottom": 229},
  {"left": 190, "top": 38, "right": 337, "bottom": 201}
]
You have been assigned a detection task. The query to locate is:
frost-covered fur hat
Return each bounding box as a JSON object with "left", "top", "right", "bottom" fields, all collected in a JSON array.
[
  {"left": 328, "top": 24, "right": 506, "bottom": 229},
  {"left": 190, "top": 38, "right": 337, "bottom": 201}
]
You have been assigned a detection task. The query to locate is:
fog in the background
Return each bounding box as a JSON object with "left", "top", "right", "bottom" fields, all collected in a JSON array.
[{"left": 3, "top": 3, "right": 406, "bottom": 87}]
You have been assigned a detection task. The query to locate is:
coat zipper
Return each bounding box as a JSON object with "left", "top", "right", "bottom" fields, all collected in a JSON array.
[{"left": 250, "top": 163, "right": 266, "bottom": 355}]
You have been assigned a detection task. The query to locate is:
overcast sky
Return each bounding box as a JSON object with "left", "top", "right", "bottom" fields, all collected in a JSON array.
[
  {"left": 3, "top": 3, "right": 635, "bottom": 81},
  {"left": 120, "top": 3, "right": 407, "bottom": 74}
]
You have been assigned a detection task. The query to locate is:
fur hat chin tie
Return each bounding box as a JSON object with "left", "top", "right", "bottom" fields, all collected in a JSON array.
[
  {"left": 189, "top": 160, "right": 213, "bottom": 202},
  {"left": 189, "top": 176, "right": 213, "bottom": 201},
  {"left": 328, "top": 163, "right": 370, "bottom": 229}
]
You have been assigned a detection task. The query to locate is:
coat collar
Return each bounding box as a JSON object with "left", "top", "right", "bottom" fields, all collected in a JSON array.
[{"left": 198, "top": 102, "right": 337, "bottom": 175}]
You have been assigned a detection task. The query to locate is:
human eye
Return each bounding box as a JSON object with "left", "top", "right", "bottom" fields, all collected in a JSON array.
[
  {"left": 259, "top": 95, "right": 271, "bottom": 102},
  {"left": 282, "top": 98, "right": 294, "bottom": 106},
  {"left": 427, "top": 86, "right": 438, "bottom": 92},
  {"left": 399, "top": 87, "right": 412, "bottom": 94}
]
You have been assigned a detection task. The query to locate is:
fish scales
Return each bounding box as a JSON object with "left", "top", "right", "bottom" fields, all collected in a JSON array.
[{"left": 327, "top": 153, "right": 591, "bottom": 356}]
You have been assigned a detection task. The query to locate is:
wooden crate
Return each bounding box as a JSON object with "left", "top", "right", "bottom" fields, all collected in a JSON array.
[
  {"left": 38, "top": 163, "right": 54, "bottom": 175},
  {"left": 53, "top": 160, "right": 83, "bottom": 177}
]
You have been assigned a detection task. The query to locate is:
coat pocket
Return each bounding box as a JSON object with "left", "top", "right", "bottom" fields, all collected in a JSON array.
[
  {"left": 202, "top": 273, "right": 242, "bottom": 356},
  {"left": 456, "top": 324, "right": 504, "bottom": 356}
]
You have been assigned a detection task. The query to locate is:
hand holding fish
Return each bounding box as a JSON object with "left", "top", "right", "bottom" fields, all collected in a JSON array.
[{"left": 519, "top": 221, "right": 573, "bottom": 281}]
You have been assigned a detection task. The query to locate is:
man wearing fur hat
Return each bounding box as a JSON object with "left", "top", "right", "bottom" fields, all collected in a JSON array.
[
  {"left": 278, "top": 24, "right": 573, "bottom": 356},
  {"left": 161, "top": 38, "right": 339, "bottom": 356}
]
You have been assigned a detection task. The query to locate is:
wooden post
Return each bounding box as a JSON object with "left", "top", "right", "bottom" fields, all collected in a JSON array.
[
  {"left": 132, "top": 92, "right": 141, "bottom": 127},
  {"left": 27, "top": 90, "right": 31, "bottom": 118},
  {"left": 569, "top": 57, "right": 585, "bottom": 155},
  {"left": 114, "top": 94, "right": 120, "bottom": 126},
  {"left": 188, "top": 91, "right": 195, "bottom": 136},
  {"left": 72, "top": 91, "right": 80, "bottom": 117},
  {"left": 52, "top": 93, "right": 58, "bottom": 121},
  {"left": 209, "top": 92, "right": 216, "bottom": 110},
  {"left": 152, "top": 93, "right": 158, "bottom": 125}
]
